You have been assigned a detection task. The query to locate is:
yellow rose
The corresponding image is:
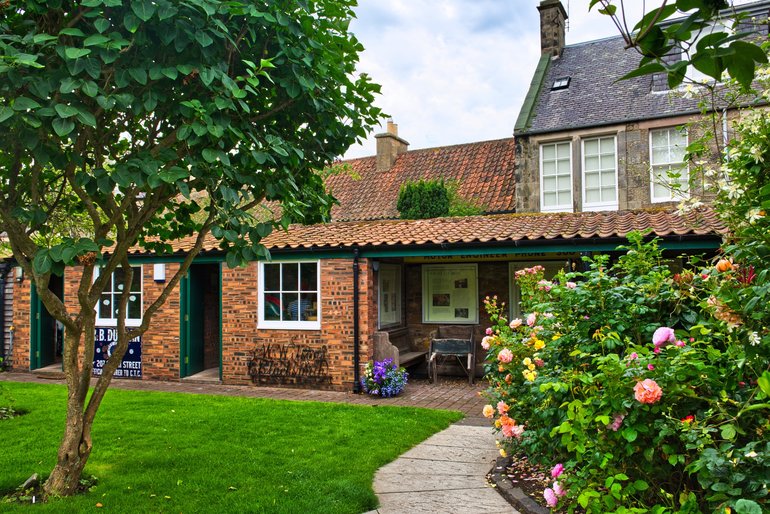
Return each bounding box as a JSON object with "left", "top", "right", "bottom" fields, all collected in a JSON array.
[{"left": 482, "top": 405, "right": 495, "bottom": 418}]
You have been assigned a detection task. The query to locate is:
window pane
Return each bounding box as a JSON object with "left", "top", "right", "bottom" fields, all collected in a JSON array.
[
  {"left": 542, "top": 144, "right": 556, "bottom": 160},
  {"left": 300, "top": 293, "right": 317, "bottom": 321},
  {"left": 600, "top": 137, "right": 614, "bottom": 153},
  {"left": 601, "top": 186, "right": 616, "bottom": 202},
  {"left": 300, "top": 263, "right": 317, "bottom": 292},
  {"left": 557, "top": 158, "right": 570, "bottom": 175},
  {"left": 282, "top": 263, "right": 299, "bottom": 292},
  {"left": 585, "top": 155, "right": 600, "bottom": 171},
  {"left": 600, "top": 155, "right": 615, "bottom": 170},
  {"left": 264, "top": 264, "right": 280, "bottom": 291},
  {"left": 584, "top": 139, "right": 598, "bottom": 155},
  {"left": 585, "top": 189, "right": 601, "bottom": 203},
  {"left": 557, "top": 176, "right": 571, "bottom": 190},
  {"left": 543, "top": 192, "right": 557, "bottom": 207},
  {"left": 651, "top": 130, "right": 669, "bottom": 148},
  {"left": 264, "top": 293, "right": 281, "bottom": 321},
  {"left": 601, "top": 172, "right": 616, "bottom": 187},
  {"left": 556, "top": 142, "right": 570, "bottom": 158},
  {"left": 542, "top": 160, "right": 556, "bottom": 176},
  {"left": 128, "top": 293, "right": 141, "bottom": 319},
  {"left": 99, "top": 294, "right": 112, "bottom": 319},
  {"left": 283, "top": 293, "right": 299, "bottom": 321},
  {"left": 652, "top": 146, "right": 669, "bottom": 164},
  {"left": 585, "top": 173, "right": 600, "bottom": 188},
  {"left": 543, "top": 176, "right": 557, "bottom": 191}
]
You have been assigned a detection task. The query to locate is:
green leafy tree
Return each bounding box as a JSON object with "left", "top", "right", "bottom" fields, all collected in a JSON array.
[
  {"left": 590, "top": 0, "right": 767, "bottom": 89},
  {"left": 0, "top": 0, "right": 380, "bottom": 497}
]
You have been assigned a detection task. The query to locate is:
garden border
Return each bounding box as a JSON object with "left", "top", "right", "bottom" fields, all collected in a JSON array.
[{"left": 488, "top": 456, "right": 549, "bottom": 514}]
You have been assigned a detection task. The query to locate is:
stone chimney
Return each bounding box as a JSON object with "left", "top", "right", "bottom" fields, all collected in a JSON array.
[
  {"left": 375, "top": 120, "right": 409, "bottom": 172},
  {"left": 538, "top": 0, "right": 568, "bottom": 57}
]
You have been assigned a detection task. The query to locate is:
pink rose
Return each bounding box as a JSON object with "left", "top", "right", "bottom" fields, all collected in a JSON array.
[
  {"left": 553, "top": 481, "right": 567, "bottom": 497},
  {"left": 498, "top": 348, "right": 513, "bottom": 363},
  {"left": 675, "top": 340, "right": 686, "bottom": 347},
  {"left": 509, "top": 318, "right": 522, "bottom": 329},
  {"left": 647, "top": 364, "right": 655, "bottom": 371},
  {"left": 543, "top": 487, "right": 558, "bottom": 507},
  {"left": 526, "top": 313, "right": 536, "bottom": 327},
  {"left": 485, "top": 327, "right": 493, "bottom": 336},
  {"left": 652, "top": 327, "right": 676, "bottom": 347},
  {"left": 502, "top": 424, "right": 524, "bottom": 439},
  {"left": 481, "top": 336, "right": 492, "bottom": 351},
  {"left": 634, "top": 379, "right": 663, "bottom": 404},
  {"left": 497, "top": 401, "right": 509, "bottom": 415},
  {"left": 608, "top": 413, "right": 624, "bottom": 431},
  {"left": 566, "top": 281, "right": 577, "bottom": 289},
  {"left": 551, "top": 463, "right": 564, "bottom": 478}
]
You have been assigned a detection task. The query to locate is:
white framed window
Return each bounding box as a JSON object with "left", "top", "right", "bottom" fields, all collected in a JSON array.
[
  {"left": 650, "top": 127, "right": 689, "bottom": 202},
  {"left": 540, "top": 141, "right": 573, "bottom": 212},
  {"left": 96, "top": 266, "right": 143, "bottom": 327},
  {"left": 378, "top": 263, "right": 402, "bottom": 329},
  {"left": 582, "top": 136, "right": 618, "bottom": 211},
  {"left": 422, "top": 264, "right": 478, "bottom": 324},
  {"left": 258, "top": 261, "right": 320, "bottom": 330},
  {"left": 686, "top": 20, "right": 732, "bottom": 85}
]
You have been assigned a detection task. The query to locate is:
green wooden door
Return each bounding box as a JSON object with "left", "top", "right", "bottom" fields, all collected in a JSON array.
[
  {"left": 30, "top": 287, "right": 56, "bottom": 369},
  {"left": 180, "top": 267, "right": 205, "bottom": 377}
]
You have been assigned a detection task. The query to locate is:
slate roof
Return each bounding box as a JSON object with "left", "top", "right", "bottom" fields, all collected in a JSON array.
[
  {"left": 516, "top": 0, "right": 770, "bottom": 136},
  {"left": 324, "top": 138, "right": 517, "bottom": 221},
  {"left": 149, "top": 207, "right": 725, "bottom": 255},
  {"left": 516, "top": 36, "right": 702, "bottom": 135}
]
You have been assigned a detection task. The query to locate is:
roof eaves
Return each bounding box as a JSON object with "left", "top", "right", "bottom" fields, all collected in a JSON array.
[{"left": 514, "top": 53, "right": 551, "bottom": 136}]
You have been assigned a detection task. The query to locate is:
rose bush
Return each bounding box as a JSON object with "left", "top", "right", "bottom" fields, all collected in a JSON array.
[{"left": 482, "top": 228, "right": 769, "bottom": 512}]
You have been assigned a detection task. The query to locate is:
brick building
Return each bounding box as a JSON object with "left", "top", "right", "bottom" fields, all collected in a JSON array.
[{"left": 6, "top": 1, "right": 741, "bottom": 390}]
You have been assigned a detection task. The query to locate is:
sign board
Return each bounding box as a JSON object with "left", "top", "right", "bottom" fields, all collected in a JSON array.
[
  {"left": 404, "top": 252, "right": 579, "bottom": 264},
  {"left": 93, "top": 327, "right": 142, "bottom": 379}
]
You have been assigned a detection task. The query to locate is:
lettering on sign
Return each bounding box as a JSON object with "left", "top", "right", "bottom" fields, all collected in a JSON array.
[
  {"left": 93, "top": 327, "right": 142, "bottom": 379},
  {"left": 247, "top": 343, "right": 331, "bottom": 386}
]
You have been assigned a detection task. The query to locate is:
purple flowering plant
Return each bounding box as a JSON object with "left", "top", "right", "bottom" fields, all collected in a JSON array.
[{"left": 361, "top": 359, "right": 408, "bottom": 398}]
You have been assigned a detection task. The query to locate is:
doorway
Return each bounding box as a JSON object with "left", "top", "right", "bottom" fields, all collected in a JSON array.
[
  {"left": 180, "top": 263, "right": 221, "bottom": 379},
  {"left": 30, "top": 275, "right": 64, "bottom": 370}
]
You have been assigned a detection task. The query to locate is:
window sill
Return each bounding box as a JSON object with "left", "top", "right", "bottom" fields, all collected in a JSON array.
[{"left": 257, "top": 321, "right": 322, "bottom": 331}]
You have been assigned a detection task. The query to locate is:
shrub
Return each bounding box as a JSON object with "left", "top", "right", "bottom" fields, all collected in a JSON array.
[
  {"left": 396, "top": 179, "right": 450, "bottom": 219},
  {"left": 361, "top": 359, "right": 408, "bottom": 398},
  {"left": 481, "top": 231, "right": 770, "bottom": 513}
]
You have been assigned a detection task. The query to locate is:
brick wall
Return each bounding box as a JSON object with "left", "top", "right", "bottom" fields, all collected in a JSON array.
[
  {"left": 10, "top": 275, "right": 31, "bottom": 370},
  {"left": 221, "top": 258, "right": 371, "bottom": 391}
]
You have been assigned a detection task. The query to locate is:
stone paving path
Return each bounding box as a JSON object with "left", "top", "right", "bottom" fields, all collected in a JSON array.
[
  {"left": 1, "top": 371, "right": 516, "bottom": 513},
  {"left": 366, "top": 424, "right": 518, "bottom": 514}
]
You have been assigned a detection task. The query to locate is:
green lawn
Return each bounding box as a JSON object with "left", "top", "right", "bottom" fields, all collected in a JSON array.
[{"left": 0, "top": 381, "right": 462, "bottom": 513}]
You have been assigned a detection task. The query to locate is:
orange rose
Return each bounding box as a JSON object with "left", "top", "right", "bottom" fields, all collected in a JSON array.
[{"left": 716, "top": 259, "right": 733, "bottom": 272}]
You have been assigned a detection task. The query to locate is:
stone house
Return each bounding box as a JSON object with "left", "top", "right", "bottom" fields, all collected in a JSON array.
[{"left": 4, "top": 1, "right": 734, "bottom": 391}]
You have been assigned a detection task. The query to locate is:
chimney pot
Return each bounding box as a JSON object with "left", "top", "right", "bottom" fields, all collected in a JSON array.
[{"left": 538, "top": 0, "right": 568, "bottom": 58}]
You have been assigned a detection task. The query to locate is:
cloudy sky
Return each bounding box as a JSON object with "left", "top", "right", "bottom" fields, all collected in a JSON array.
[{"left": 343, "top": 0, "right": 641, "bottom": 158}]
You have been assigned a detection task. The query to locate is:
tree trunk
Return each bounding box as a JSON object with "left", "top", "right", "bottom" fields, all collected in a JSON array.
[{"left": 43, "top": 399, "right": 92, "bottom": 497}]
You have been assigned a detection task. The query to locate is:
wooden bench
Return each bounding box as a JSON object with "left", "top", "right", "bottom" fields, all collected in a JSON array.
[
  {"left": 372, "top": 327, "right": 428, "bottom": 368},
  {"left": 428, "top": 325, "right": 475, "bottom": 384}
]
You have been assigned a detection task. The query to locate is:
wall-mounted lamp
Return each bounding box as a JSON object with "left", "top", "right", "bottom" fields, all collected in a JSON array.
[
  {"left": 15, "top": 266, "right": 23, "bottom": 282},
  {"left": 371, "top": 260, "right": 379, "bottom": 272},
  {"left": 153, "top": 263, "right": 166, "bottom": 283}
]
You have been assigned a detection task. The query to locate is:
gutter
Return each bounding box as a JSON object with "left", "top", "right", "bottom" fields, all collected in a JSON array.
[{"left": 352, "top": 248, "right": 361, "bottom": 393}]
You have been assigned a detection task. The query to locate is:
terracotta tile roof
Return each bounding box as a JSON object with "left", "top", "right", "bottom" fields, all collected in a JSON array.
[
  {"left": 326, "top": 138, "right": 517, "bottom": 221},
  {"left": 127, "top": 208, "right": 725, "bottom": 256},
  {"left": 255, "top": 207, "right": 725, "bottom": 252}
]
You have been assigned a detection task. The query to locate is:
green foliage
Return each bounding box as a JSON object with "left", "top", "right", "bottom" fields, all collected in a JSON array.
[
  {"left": 0, "top": 382, "right": 461, "bottom": 512},
  {"left": 590, "top": 0, "right": 768, "bottom": 89},
  {"left": 0, "top": 0, "right": 381, "bottom": 272},
  {"left": 396, "top": 179, "right": 450, "bottom": 219},
  {"left": 481, "top": 228, "right": 770, "bottom": 512},
  {"left": 396, "top": 178, "right": 484, "bottom": 219},
  {"left": 446, "top": 180, "right": 485, "bottom": 217}
]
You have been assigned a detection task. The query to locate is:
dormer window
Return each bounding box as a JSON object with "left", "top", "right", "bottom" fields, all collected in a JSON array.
[{"left": 552, "top": 77, "right": 570, "bottom": 90}]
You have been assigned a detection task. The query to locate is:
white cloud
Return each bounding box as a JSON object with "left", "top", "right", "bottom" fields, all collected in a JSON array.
[{"left": 344, "top": 0, "right": 645, "bottom": 158}]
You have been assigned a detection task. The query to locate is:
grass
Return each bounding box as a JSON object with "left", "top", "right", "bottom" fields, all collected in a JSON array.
[{"left": 0, "top": 381, "right": 462, "bottom": 513}]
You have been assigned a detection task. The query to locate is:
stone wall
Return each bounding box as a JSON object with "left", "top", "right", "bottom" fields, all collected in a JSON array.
[{"left": 515, "top": 113, "right": 715, "bottom": 213}]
